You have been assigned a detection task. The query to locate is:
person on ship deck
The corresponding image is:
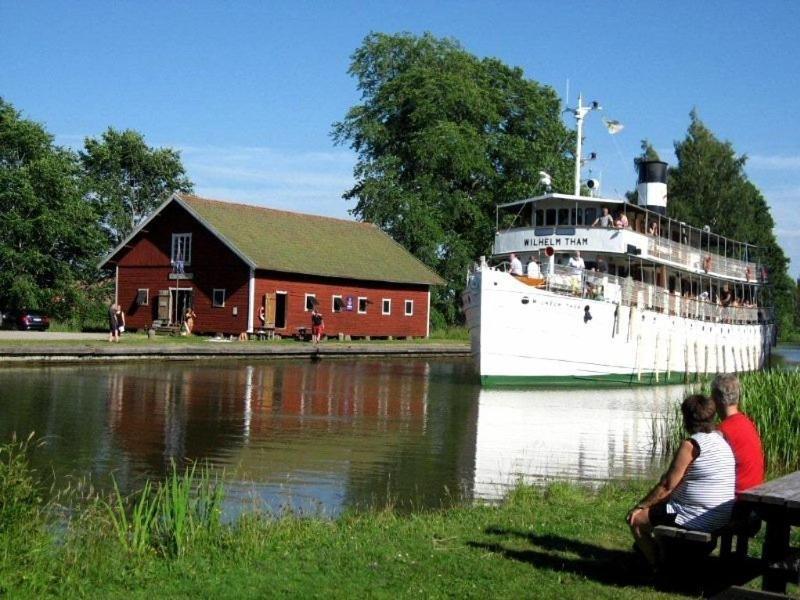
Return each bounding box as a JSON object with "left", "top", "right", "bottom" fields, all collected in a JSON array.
[
  {"left": 592, "top": 207, "right": 613, "bottom": 227},
  {"left": 509, "top": 253, "right": 523, "bottom": 276}
]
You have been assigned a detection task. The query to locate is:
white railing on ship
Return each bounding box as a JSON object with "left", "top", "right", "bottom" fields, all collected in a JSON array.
[
  {"left": 646, "top": 235, "right": 758, "bottom": 282},
  {"left": 540, "top": 264, "right": 764, "bottom": 325}
]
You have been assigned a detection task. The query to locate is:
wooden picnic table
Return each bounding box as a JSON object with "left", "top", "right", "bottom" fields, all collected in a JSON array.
[{"left": 739, "top": 470, "right": 800, "bottom": 593}]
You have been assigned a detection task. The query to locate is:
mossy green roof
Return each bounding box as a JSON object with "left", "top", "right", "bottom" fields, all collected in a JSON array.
[{"left": 179, "top": 194, "right": 444, "bottom": 286}]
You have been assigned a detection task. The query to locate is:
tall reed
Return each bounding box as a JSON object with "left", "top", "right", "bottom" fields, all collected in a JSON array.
[
  {"left": 104, "top": 461, "right": 224, "bottom": 556},
  {"left": 653, "top": 370, "right": 800, "bottom": 477},
  {"left": 738, "top": 369, "right": 800, "bottom": 475}
]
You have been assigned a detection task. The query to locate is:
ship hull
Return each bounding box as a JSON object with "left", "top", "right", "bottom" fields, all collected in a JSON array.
[{"left": 463, "top": 268, "right": 773, "bottom": 387}]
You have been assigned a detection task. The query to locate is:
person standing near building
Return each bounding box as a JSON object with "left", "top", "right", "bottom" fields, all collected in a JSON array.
[
  {"left": 116, "top": 305, "right": 126, "bottom": 337},
  {"left": 712, "top": 373, "right": 765, "bottom": 495},
  {"left": 509, "top": 253, "right": 523, "bottom": 276},
  {"left": 108, "top": 302, "right": 119, "bottom": 343},
  {"left": 311, "top": 306, "right": 324, "bottom": 344},
  {"left": 183, "top": 306, "right": 197, "bottom": 335}
]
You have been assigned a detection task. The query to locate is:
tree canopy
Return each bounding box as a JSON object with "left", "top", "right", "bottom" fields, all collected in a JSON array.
[
  {"left": 81, "top": 128, "right": 192, "bottom": 247},
  {"left": 0, "top": 98, "right": 105, "bottom": 317},
  {"left": 667, "top": 110, "right": 795, "bottom": 332},
  {"left": 333, "top": 32, "right": 575, "bottom": 324}
]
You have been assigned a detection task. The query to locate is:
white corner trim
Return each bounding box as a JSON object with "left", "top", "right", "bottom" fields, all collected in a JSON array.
[
  {"left": 247, "top": 268, "right": 255, "bottom": 333},
  {"left": 426, "top": 290, "right": 430, "bottom": 338}
]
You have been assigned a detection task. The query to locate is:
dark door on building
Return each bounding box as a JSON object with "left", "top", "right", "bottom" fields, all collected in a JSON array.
[
  {"left": 170, "top": 289, "right": 194, "bottom": 326},
  {"left": 275, "top": 292, "right": 287, "bottom": 329}
]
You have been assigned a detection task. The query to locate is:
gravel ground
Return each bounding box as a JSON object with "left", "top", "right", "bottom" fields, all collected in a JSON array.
[{"left": 0, "top": 331, "right": 106, "bottom": 341}]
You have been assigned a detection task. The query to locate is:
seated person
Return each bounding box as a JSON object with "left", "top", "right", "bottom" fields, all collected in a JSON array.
[
  {"left": 647, "top": 221, "right": 659, "bottom": 236},
  {"left": 627, "top": 394, "right": 735, "bottom": 567},
  {"left": 615, "top": 211, "right": 629, "bottom": 228},
  {"left": 712, "top": 374, "right": 764, "bottom": 496}
]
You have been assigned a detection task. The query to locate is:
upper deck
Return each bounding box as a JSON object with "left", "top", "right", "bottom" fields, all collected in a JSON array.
[{"left": 493, "top": 193, "right": 761, "bottom": 283}]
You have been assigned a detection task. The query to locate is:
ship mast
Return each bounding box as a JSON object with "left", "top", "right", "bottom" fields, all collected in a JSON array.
[{"left": 570, "top": 94, "right": 601, "bottom": 196}]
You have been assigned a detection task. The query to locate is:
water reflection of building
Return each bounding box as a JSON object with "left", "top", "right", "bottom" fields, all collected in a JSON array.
[
  {"left": 472, "top": 386, "right": 687, "bottom": 499},
  {"left": 106, "top": 360, "right": 467, "bottom": 509}
]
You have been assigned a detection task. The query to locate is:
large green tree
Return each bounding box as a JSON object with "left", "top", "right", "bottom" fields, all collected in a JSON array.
[
  {"left": 333, "top": 32, "right": 575, "bottom": 324},
  {"left": 0, "top": 98, "right": 105, "bottom": 317},
  {"left": 81, "top": 128, "right": 192, "bottom": 247},
  {"left": 667, "top": 110, "right": 795, "bottom": 333}
]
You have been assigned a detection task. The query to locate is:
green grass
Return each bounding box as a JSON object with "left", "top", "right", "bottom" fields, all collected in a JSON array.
[
  {"left": 2, "top": 440, "right": 798, "bottom": 598},
  {"left": 428, "top": 325, "right": 470, "bottom": 341}
]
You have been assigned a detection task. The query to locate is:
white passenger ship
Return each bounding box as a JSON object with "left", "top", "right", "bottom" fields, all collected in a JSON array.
[{"left": 463, "top": 97, "right": 775, "bottom": 386}]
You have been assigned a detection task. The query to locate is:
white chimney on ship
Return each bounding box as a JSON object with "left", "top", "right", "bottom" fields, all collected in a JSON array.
[{"left": 636, "top": 160, "right": 668, "bottom": 216}]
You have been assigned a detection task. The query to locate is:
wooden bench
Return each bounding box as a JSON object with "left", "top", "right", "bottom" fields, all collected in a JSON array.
[
  {"left": 252, "top": 327, "right": 275, "bottom": 341},
  {"left": 654, "top": 513, "right": 760, "bottom": 564}
]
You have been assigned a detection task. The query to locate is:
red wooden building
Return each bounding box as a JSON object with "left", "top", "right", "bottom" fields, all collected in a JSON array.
[{"left": 99, "top": 193, "right": 444, "bottom": 337}]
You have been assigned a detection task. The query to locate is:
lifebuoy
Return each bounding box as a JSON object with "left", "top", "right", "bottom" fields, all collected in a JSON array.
[{"left": 545, "top": 246, "right": 555, "bottom": 257}]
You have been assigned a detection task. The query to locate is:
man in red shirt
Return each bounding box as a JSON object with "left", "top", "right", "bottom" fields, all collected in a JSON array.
[{"left": 712, "top": 373, "right": 765, "bottom": 495}]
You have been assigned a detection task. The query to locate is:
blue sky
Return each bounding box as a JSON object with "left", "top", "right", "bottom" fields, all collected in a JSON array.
[{"left": 3, "top": 1, "right": 799, "bottom": 277}]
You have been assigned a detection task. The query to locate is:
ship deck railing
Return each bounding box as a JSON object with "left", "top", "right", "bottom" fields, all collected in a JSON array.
[
  {"left": 534, "top": 265, "right": 765, "bottom": 325},
  {"left": 646, "top": 234, "right": 758, "bottom": 282}
]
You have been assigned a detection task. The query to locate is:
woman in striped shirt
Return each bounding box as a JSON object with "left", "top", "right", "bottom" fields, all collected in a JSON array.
[{"left": 627, "top": 394, "right": 736, "bottom": 568}]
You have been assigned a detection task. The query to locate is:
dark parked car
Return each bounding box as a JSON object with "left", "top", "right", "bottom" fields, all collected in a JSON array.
[{"left": 0, "top": 309, "right": 50, "bottom": 331}]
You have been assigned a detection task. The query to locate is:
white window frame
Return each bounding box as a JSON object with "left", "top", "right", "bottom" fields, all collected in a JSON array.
[
  {"left": 404, "top": 299, "right": 414, "bottom": 316},
  {"left": 171, "top": 233, "right": 192, "bottom": 266},
  {"left": 212, "top": 288, "right": 226, "bottom": 308},
  {"left": 357, "top": 296, "right": 368, "bottom": 314},
  {"left": 304, "top": 293, "right": 317, "bottom": 312},
  {"left": 137, "top": 288, "right": 150, "bottom": 305},
  {"left": 332, "top": 295, "right": 343, "bottom": 313},
  {"left": 382, "top": 298, "right": 391, "bottom": 315}
]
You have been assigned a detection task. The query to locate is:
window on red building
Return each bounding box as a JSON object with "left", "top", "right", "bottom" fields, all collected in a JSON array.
[
  {"left": 404, "top": 300, "right": 414, "bottom": 316},
  {"left": 382, "top": 299, "right": 391, "bottom": 315}
]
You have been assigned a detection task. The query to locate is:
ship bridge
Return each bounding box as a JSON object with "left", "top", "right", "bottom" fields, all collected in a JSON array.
[{"left": 493, "top": 193, "right": 761, "bottom": 283}]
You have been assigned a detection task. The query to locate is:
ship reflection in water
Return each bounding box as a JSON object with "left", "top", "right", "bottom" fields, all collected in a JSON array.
[
  {"left": 0, "top": 359, "right": 688, "bottom": 514},
  {"left": 474, "top": 386, "right": 686, "bottom": 499}
]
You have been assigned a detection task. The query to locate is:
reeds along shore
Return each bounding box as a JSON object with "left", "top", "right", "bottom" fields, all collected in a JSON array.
[
  {"left": 656, "top": 370, "right": 800, "bottom": 476},
  {"left": 0, "top": 439, "right": 699, "bottom": 599}
]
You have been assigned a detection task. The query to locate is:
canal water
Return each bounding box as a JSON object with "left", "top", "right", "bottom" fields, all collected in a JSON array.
[{"left": 0, "top": 349, "right": 795, "bottom": 515}]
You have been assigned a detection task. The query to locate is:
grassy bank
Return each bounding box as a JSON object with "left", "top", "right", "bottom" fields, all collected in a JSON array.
[{"left": 0, "top": 438, "right": 745, "bottom": 599}]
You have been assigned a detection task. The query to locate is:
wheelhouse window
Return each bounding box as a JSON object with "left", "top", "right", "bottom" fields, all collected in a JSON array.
[
  {"left": 404, "top": 300, "right": 414, "bottom": 316},
  {"left": 332, "top": 295, "right": 343, "bottom": 313},
  {"left": 305, "top": 294, "right": 317, "bottom": 311},
  {"left": 544, "top": 209, "right": 556, "bottom": 226},
  {"left": 171, "top": 233, "right": 192, "bottom": 267},
  {"left": 358, "top": 297, "right": 368, "bottom": 314},
  {"left": 212, "top": 289, "right": 226, "bottom": 307},
  {"left": 382, "top": 299, "right": 391, "bottom": 315},
  {"left": 584, "top": 207, "right": 597, "bottom": 225},
  {"left": 557, "top": 208, "right": 569, "bottom": 225},
  {"left": 534, "top": 209, "right": 544, "bottom": 226}
]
